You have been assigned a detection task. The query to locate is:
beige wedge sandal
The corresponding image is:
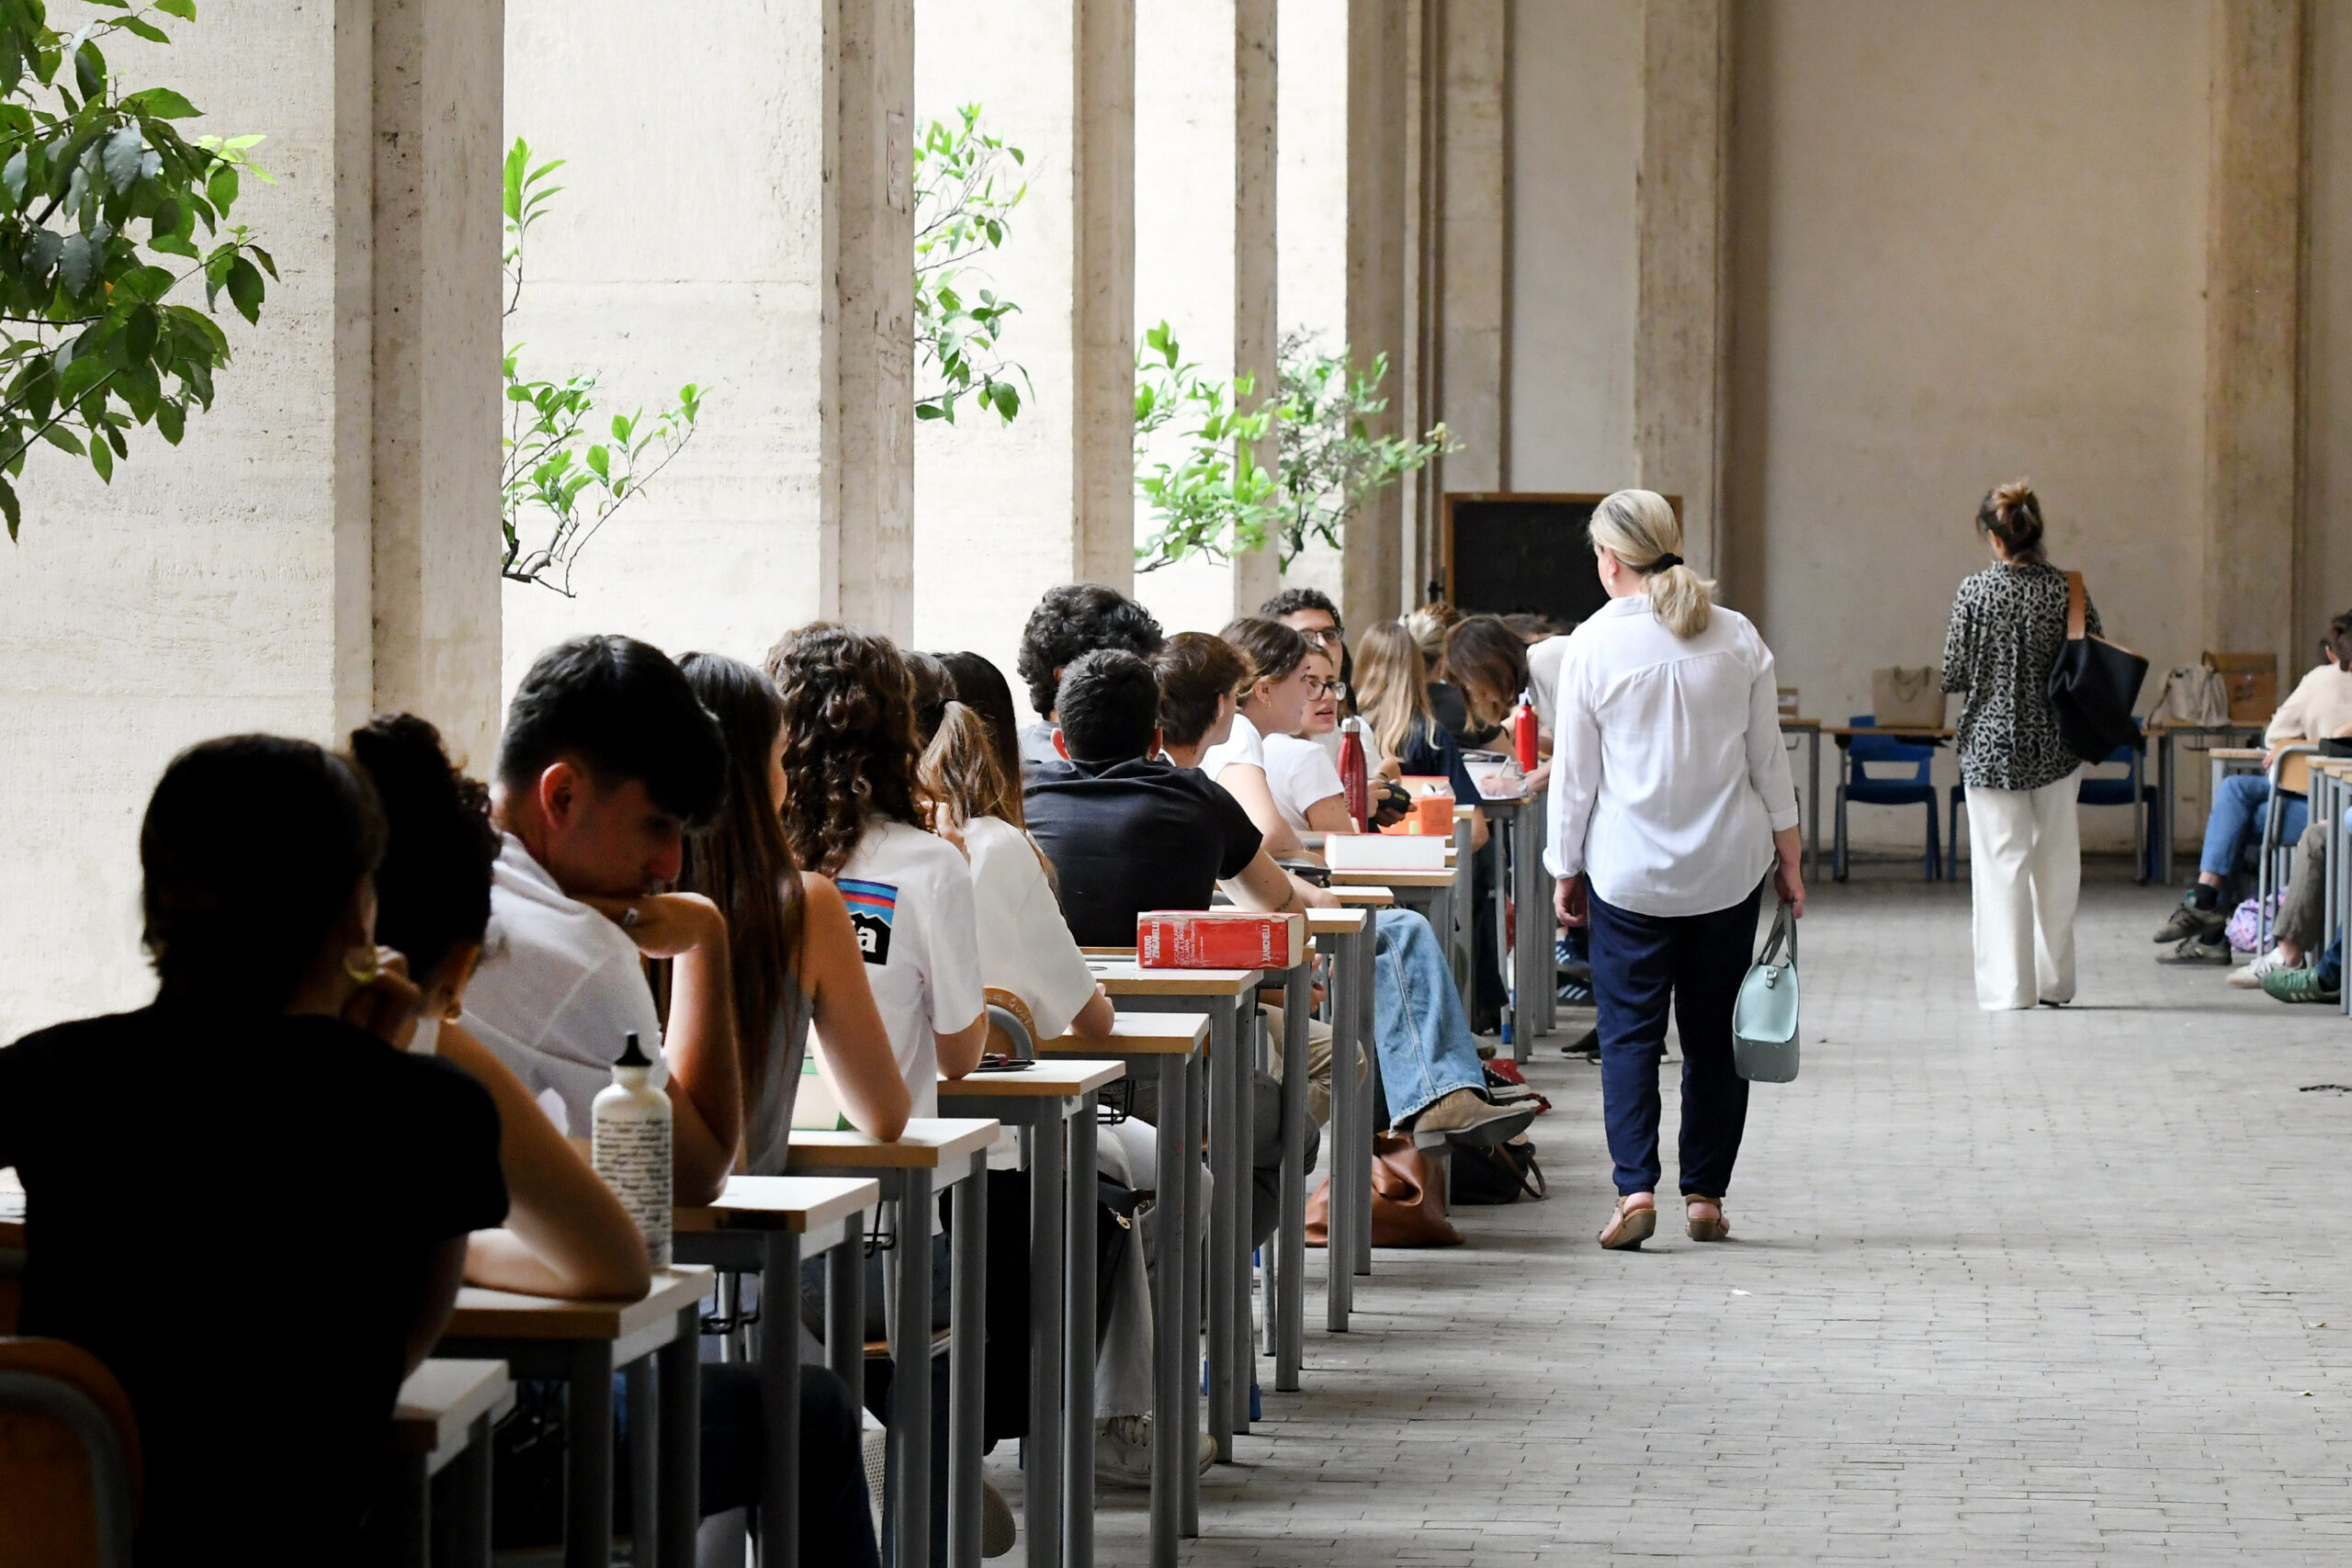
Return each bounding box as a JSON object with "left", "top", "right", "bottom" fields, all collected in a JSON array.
[
  {"left": 1684, "top": 1194, "right": 1731, "bottom": 1242},
  {"left": 1598, "top": 1195, "right": 1657, "bottom": 1250}
]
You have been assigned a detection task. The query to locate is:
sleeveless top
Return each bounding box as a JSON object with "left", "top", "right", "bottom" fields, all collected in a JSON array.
[{"left": 742, "top": 983, "right": 816, "bottom": 1176}]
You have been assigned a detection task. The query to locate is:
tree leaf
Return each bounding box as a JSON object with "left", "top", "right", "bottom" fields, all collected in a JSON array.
[
  {"left": 120, "top": 17, "right": 169, "bottom": 44},
  {"left": 205, "top": 160, "right": 235, "bottom": 212},
  {"left": 0, "top": 477, "right": 18, "bottom": 539},
  {"left": 74, "top": 40, "right": 104, "bottom": 103},
  {"left": 88, "top": 428, "right": 111, "bottom": 480},
  {"left": 154, "top": 397, "right": 184, "bottom": 444},
  {"left": 39, "top": 423, "right": 82, "bottom": 455},
  {"left": 123, "top": 85, "right": 198, "bottom": 118},
  {"left": 58, "top": 231, "right": 96, "bottom": 293},
  {"left": 153, "top": 0, "right": 198, "bottom": 20},
  {"left": 101, "top": 124, "right": 144, "bottom": 192},
  {"left": 223, "top": 254, "right": 262, "bottom": 321}
]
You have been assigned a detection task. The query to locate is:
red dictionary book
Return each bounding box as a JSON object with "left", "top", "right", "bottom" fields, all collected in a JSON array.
[{"left": 1136, "top": 909, "right": 1307, "bottom": 969}]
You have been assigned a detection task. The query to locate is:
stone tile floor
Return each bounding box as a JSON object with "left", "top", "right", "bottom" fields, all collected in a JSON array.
[{"left": 996, "top": 876, "right": 2352, "bottom": 1563}]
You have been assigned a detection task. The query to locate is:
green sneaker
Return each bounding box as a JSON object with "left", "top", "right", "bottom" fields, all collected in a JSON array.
[{"left": 2261, "top": 965, "right": 2340, "bottom": 1004}]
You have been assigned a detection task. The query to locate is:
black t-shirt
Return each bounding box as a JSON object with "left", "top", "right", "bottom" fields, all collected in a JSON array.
[
  {"left": 0, "top": 1006, "right": 508, "bottom": 1563},
  {"left": 1023, "top": 756, "right": 1264, "bottom": 946}
]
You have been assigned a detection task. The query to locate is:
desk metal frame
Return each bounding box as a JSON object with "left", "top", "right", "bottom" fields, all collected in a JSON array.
[{"left": 1309, "top": 912, "right": 1373, "bottom": 1330}]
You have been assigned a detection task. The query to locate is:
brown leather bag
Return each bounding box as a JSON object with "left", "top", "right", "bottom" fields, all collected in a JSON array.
[{"left": 1305, "top": 1131, "right": 1464, "bottom": 1248}]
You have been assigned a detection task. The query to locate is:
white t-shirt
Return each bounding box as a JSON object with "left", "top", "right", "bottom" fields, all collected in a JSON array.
[
  {"left": 1527, "top": 633, "right": 1569, "bottom": 733},
  {"left": 461, "top": 834, "right": 666, "bottom": 1138},
  {"left": 1263, "top": 733, "right": 1347, "bottom": 833},
  {"left": 1197, "top": 711, "right": 1267, "bottom": 782},
  {"left": 964, "top": 816, "right": 1099, "bottom": 1043},
  {"left": 835, "top": 818, "right": 986, "bottom": 1117},
  {"left": 1311, "top": 725, "right": 1388, "bottom": 777}
]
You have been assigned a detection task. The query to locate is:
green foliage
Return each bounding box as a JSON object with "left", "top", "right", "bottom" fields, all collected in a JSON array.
[
  {"left": 0, "top": 0, "right": 276, "bottom": 539},
  {"left": 1132, "top": 321, "right": 1282, "bottom": 572},
  {"left": 1131, "top": 327, "right": 1455, "bottom": 573},
  {"left": 501, "top": 137, "right": 702, "bottom": 595},
  {"left": 912, "top": 104, "right": 1027, "bottom": 426},
  {"left": 1272, "top": 332, "right": 1456, "bottom": 565}
]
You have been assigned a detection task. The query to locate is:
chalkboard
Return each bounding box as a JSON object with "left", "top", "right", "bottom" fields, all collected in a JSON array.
[{"left": 1442, "top": 491, "right": 1678, "bottom": 627}]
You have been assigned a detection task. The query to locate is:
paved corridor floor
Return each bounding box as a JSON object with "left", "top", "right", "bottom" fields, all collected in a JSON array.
[{"left": 1044, "top": 877, "right": 2352, "bottom": 1563}]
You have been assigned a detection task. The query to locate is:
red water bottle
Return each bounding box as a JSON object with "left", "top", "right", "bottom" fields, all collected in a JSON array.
[
  {"left": 1338, "top": 717, "right": 1370, "bottom": 830},
  {"left": 1512, "top": 694, "right": 1539, "bottom": 775}
]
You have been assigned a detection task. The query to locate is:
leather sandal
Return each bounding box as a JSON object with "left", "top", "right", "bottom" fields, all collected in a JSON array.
[
  {"left": 1597, "top": 1195, "right": 1657, "bottom": 1250},
  {"left": 1684, "top": 1194, "right": 1731, "bottom": 1243}
]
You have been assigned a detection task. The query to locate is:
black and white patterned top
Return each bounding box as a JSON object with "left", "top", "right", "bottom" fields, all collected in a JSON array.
[{"left": 1940, "top": 561, "right": 2100, "bottom": 793}]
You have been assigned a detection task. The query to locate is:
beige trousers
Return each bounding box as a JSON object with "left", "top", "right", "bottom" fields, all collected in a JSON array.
[{"left": 1965, "top": 768, "right": 2082, "bottom": 1010}]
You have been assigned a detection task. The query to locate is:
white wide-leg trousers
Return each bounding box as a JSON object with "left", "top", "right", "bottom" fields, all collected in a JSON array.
[{"left": 1965, "top": 768, "right": 2082, "bottom": 1010}]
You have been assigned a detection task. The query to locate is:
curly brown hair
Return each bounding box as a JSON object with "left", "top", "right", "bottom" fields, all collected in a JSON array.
[{"left": 765, "top": 622, "right": 924, "bottom": 876}]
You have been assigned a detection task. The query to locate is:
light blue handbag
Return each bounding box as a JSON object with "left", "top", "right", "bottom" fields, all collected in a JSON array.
[{"left": 1733, "top": 901, "right": 1800, "bottom": 1083}]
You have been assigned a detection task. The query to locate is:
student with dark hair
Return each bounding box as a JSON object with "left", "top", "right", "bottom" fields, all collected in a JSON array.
[
  {"left": 1014, "top": 581, "right": 1167, "bottom": 770},
  {"left": 768, "top": 623, "right": 989, "bottom": 1104},
  {"left": 937, "top": 650, "right": 1031, "bottom": 818},
  {"left": 678, "top": 652, "right": 909, "bottom": 1158},
  {"left": 463, "top": 634, "right": 744, "bottom": 1205},
  {"left": 0, "top": 735, "right": 507, "bottom": 1562},
  {"left": 1443, "top": 615, "right": 1531, "bottom": 746}
]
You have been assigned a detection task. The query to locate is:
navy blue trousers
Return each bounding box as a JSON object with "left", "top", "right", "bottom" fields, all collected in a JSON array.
[{"left": 1588, "top": 883, "right": 1763, "bottom": 1200}]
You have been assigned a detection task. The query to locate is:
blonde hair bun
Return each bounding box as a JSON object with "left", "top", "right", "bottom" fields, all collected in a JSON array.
[{"left": 1589, "top": 488, "right": 1714, "bottom": 638}]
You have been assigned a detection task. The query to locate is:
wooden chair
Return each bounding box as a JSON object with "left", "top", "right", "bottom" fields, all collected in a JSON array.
[
  {"left": 2205, "top": 651, "right": 2278, "bottom": 726},
  {"left": 0, "top": 1338, "right": 141, "bottom": 1568}
]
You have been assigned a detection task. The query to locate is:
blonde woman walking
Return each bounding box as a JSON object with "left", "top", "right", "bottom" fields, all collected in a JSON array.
[{"left": 1547, "top": 489, "right": 1804, "bottom": 1249}]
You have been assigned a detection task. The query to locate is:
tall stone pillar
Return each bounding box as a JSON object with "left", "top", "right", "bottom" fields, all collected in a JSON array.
[
  {"left": 368, "top": 0, "right": 506, "bottom": 764},
  {"left": 833, "top": 0, "right": 918, "bottom": 639},
  {"left": 1434, "top": 0, "right": 1510, "bottom": 502},
  {"left": 1133, "top": 0, "right": 1279, "bottom": 636},
  {"left": 1634, "top": 0, "right": 1731, "bottom": 582},
  {"left": 912, "top": 0, "right": 1136, "bottom": 716},
  {"left": 2203, "top": 0, "right": 2305, "bottom": 663}
]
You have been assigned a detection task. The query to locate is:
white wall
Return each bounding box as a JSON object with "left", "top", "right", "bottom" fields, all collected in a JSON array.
[
  {"left": 1723, "top": 0, "right": 2209, "bottom": 848},
  {"left": 1506, "top": 0, "right": 1639, "bottom": 493}
]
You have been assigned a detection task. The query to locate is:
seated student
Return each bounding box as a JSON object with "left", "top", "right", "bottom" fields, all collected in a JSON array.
[
  {"left": 461, "top": 634, "right": 742, "bottom": 1207},
  {"left": 1202, "top": 616, "right": 1327, "bottom": 859},
  {"left": 1443, "top": 615, "right": 1532, "bottom": 761},
  {"left": 1013, "top": 582, "right": 1166, "bottom": 774},
  {"left": 678, "top": 651, "right": 911, "bottom": 1159},
  {"left": 768, "top": 625, "right": 989, "bottom": 1101},
  {"left": 1036, "top": 649, "right": 1528, "bottom": 1144},
  {"left": 2233, "top": 819, "right": 2333, "bottom": 991},
  {"left": 2157, "top": 615, "right": 2352, "bottom": 959},
  {"left": 0, "top": 735, "right": 507, "bottom": 1563},
  {"left": 1357, "top": 621, "right": 1491, "bottom": 852}
]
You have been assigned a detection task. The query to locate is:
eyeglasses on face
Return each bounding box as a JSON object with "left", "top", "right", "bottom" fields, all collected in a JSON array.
[
  {"left": 1298, "top": 624, "right": 1344, "bottom": 647},
  {"left": 1305, "top": 678, "right": 1349, "bottom": 700}
]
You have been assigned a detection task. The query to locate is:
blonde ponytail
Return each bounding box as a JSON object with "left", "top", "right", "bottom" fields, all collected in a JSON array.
[{"left": 1590, "top": 488, "right": 1713, "bottom": 638}]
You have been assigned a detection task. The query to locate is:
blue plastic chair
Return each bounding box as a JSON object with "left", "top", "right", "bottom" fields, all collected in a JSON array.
[
  {"left": 1834, "top": 714, "right": 1941, "bottom": 882},
  {"left": 1950, "top": 735, "right": 2156, "bottom": 884}
]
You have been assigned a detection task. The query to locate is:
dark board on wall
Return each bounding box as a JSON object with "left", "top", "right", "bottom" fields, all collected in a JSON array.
[{"left": 1441, "top": 491, "right": 1679, "bottom": 627}]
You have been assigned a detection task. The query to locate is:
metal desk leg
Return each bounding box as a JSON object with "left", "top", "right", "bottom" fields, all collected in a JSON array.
[
  {"left": 1022, "top": 1117, "right": 1064, "bottom": 1568},
  {"left": 384, "top": 1451, "right": 428, "bottom": 1568},
  {"left": 1065, "top": 1093, "right": 1099, "bottom": 1568},
  {"left": 1182, "top": 1048, "right": 1205, "bottom": 1536},
  {"left": 760, "top": 1232, "right": 805, "bottom": 1568},
  {"left": 2159, "top": 730, "right": 2177, "bottom": 885},
  {"left": 1323, "top": 928, "right": 1359, "bottom": 1332},
  {"left": 1516, "top": 807, "right": 1548, "bottom": 1052},
  {"left": 951, "top": 1163, "right": 988, "bottom": 1568},
  {"left": 1231, "top": 997, "right": 1256, "bottom": 1435},
  {"left": 1148, "top": 1055, "right": 1185, "bottom": 1568},
  {"left": 435, "top": 1413, "right": 494, "bottom": 1568},
  {"left": 888, "top": 1178, "right": 936, "bottom": 1568},
  {"left": 1276, "top": 962, "right": 1308, "bottom": 1390},
  {"left": 563, "top": 1341, "right": 615, "bottom": 1568},
  {"left": 1204, "top": 999, "right": 1238, "bottom": 1462},
  {"left": 625, "top": 1359, "right": 658, "bottom": 1566},
  {"left": 1353, "top": 919, "right": 1376, "bottom": 1277},
  {"left": 1806, "top": 729, "right": 1823, "bottom": 885},
  {"left": 827, "top": 1228, "right": 865, "bottom": 1408},
  {"left": 658, "top": 1303, "right": 702, "bottom": 1568}
]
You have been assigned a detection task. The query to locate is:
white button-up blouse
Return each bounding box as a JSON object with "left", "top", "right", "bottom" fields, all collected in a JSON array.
[{"left": 1543, "top": 595, "right": 1800, "bottom": 919}]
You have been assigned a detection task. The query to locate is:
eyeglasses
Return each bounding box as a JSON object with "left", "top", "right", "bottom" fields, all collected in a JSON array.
[
  {"left": 1305, "top": 678, "right": 1349, "bottom": 701},
  {"left": 1298, "top": 624, "right": 1345, "bottom": 648}
]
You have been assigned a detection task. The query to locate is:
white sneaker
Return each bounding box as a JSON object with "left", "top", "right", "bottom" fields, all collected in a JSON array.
[
  {"left": 2228, "top": 947, "right": 2297, "bottom": 988},
  {"left": 1094, "top": 1415, "right": 1216, "bottom": 1488}
]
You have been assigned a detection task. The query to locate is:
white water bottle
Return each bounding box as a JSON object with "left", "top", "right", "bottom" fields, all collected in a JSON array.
[{"left": 593, "top": 1032, "right": 672, "bottom": 1269}]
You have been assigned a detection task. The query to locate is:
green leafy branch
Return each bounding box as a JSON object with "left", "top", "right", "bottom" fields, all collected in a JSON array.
[
  {"left": 1132, "top": 320, "right": 1282, "bottom": 572},
  {"left": 500, "top": 137, "right": 703, "bottom": 595},
  {"left": 912, "top": 104, "right": 1028, "bottom": 426},
  {"left": 1272, "top": 331, "right": 1456, "bottom": 564},
  {"left": 0, "top": 0, "right": 277, "bottom": 538}
]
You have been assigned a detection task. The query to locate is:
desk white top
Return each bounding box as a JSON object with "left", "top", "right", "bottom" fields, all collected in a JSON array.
[
  {"left": 445, "top": 1266, "right": 714, "bottom": 1342},
  {"left": 938, "top": 1058, "right": 1125, "bottom": 1096},
  {"left": 391, "top": 1359, "right": 514, "bottom": 1455},
  {"left": 786, "top": 1116, "right": 1001, "bottom": 1171},
  {"left": 1038, "top": 1013, "right": 1210, "bottom": 1056},
  {"left": 675, "top": 1174, "right": 880, "bottom": 1234}
]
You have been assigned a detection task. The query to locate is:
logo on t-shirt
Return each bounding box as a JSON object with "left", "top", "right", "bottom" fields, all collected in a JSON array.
[{"left": 839, "top": 879, "right": 899, "bottom": 965}]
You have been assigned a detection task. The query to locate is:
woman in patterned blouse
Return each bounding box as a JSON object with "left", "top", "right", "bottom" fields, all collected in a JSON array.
[{"left": 1941, "top": 479, "right": 2100, "bottom": 1010}]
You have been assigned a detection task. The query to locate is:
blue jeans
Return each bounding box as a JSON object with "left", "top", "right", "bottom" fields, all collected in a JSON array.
[
  {"left": 1370, "top": 908, "right": 1488, "bottom": 1123},
  {"left": 2321, "top": 936, "right": 2343, "bottom": 991},
  {"left": 1588, "top": 884, "right": 1764, "bottom": 1199},
  {"left": 2201, "top": 773, "right": 2306, "bottom": 879}
]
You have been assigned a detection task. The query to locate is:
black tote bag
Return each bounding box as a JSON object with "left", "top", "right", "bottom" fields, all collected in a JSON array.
[{"left": 2047, "top": 570, "right": 2148, "bottom": 761}]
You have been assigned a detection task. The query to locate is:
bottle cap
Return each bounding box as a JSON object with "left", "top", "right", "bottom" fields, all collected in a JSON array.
[{"left": 616, "top": 1032, "right": 651, "bottom": 1069}]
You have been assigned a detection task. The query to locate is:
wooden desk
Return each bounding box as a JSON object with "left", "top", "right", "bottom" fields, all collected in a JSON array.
[
  {"left": 1330, "top": 885, "right": 1395, "bottom": 908},
  {"left": 786, "top": 1121, "right": 997, "bottom": 1568},
  {"left": 1039, "top": 1013, "right": 1205, "bottom": 1568},
  {"left": 940, "top": 1061, "right": 1123, "bottom": 1568},
  {"left": 1304, "top": 908, "right": 1374, "bottom": 1329},
  {"left": 674, "top": 1176, "right": 880, "bottom": 1568},
  {"left": 438, "top": 1267, "right": 714, "bottom": 1568},
  {"left": 383, "top": 1359, "right": 514, "bottom": 1568},
  {"left": 1086, "top": 958, "right": 1259, "bottom": 1478}
]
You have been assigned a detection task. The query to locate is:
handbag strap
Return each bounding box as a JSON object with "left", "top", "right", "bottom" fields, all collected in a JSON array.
[
  {"left": 2064, "top": 570, "right": 2086, "bottom": 641},
  {"left": 1758, "top": 899, "right": 1797, "bottom": 968}
]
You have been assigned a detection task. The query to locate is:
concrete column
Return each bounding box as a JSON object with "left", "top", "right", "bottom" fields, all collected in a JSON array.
[
  {"left": 1344, "top": 0, "right": 1410, "bottom": 626},
  {"left": 1133, "top": 0, "right": 1279, "bottom": 636},
  {"left": 834, "top": 0, "right": 918, "bottom": 639},
  {"left": 1434, "top": 0, "right": 1510, "bottom": 497},
  {"left": 2203, "top": 0, "right": 2305, "bottom": 663},
  {"left": 1634, "top": 0, "right": 1730, "bottom": 581},
  {"left": 368, "top": 0, "right": 505, "bottom": 764},
  {"left": 912, "top": 0, "right": 1135, "bottom": 716}
]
